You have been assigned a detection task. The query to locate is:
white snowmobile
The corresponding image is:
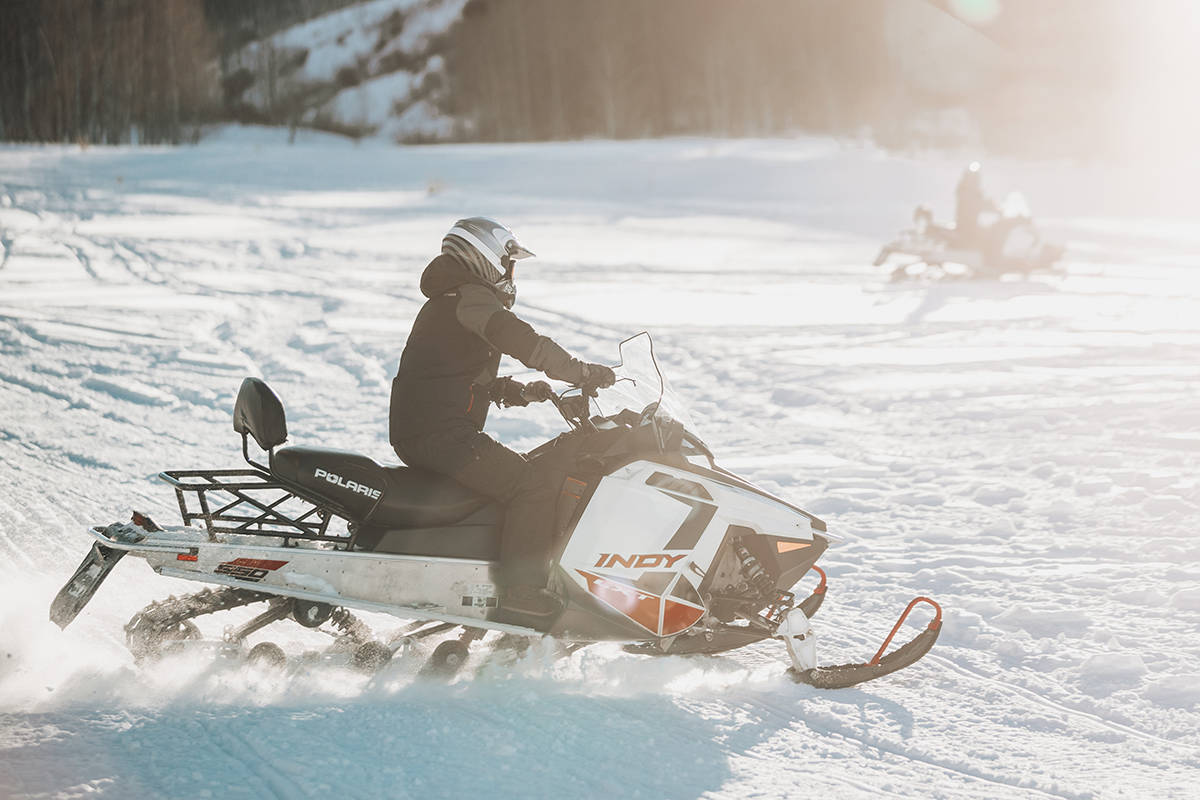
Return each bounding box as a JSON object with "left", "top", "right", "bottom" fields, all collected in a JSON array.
[
  {"left": 875, "top": 194, "right": 1063, "bottom": 280},
  {"left": 50, "top": 333, "right": 941, "bottom": 687}
]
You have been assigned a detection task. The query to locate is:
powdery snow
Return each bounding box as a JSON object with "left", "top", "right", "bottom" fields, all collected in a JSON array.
[
  {"left": 1169, "top": 588, "right": 1200, "bottom": 611},
  {"left": 1078, "top": 652, "right": 1150, "bottom": 684},
  {"left": 1, "top": 128, "right": 1199, "bottom": 798}
]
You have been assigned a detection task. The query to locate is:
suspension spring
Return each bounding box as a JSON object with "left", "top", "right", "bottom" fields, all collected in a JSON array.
[
  {"left": 328, "top": 606, "right": 371, "bottom": 645},
  {"left": 733, "top": 538, "right": 774, "bottom": 597}
]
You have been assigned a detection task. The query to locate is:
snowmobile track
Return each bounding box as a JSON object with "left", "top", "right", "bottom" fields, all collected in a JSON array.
[{"left": 928, "top": 654, "right": 1200, "bottom": 756}]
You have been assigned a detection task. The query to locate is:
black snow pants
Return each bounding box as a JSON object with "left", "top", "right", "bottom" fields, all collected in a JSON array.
[{"left": 394, "top": 423, "right": 558, "bottom": 588}]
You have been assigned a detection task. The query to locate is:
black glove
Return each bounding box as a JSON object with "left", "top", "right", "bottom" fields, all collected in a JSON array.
[
  {"left": 521, "top": 380, "right": 554, "bottom": 403},
  {"left": 489, "top": 377, "right": 528, "bottom": 408},
  {"left": 580, "top": 363, "right": 616, "bottom": 389}
]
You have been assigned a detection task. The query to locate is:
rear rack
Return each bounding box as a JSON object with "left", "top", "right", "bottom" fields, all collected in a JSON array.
[{"left": 159, "top": 468, "right": 350, "bottom": 548}]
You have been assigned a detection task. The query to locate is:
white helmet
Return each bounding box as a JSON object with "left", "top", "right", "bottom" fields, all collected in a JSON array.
[{"left": 442, "top": 217, "right": 534, "bottom": 307}]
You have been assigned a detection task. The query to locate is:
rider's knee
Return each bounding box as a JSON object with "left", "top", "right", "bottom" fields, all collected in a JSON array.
[{"left": 512, "top": 469, "right": 556, "bottom": 504}]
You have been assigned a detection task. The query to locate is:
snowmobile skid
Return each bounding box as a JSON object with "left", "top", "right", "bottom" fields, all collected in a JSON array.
[{"left": 51, "top": 333, "right": 941, "bottom": 686}]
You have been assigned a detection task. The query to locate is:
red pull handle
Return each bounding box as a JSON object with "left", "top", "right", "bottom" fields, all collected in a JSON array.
[
  {"left": 806, "top": 564, "right": 827, "bottom": 595},
  {"left": 869, "top": 596, "right": 942, "bottom": 666}
]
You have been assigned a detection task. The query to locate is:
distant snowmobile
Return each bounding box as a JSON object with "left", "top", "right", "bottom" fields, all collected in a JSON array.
[
  {"left": 875, "top": 194, "right": 1063, "bottom": 280},
  {"left": 50, "top": 333, "right": 941, "bottom": 688}
]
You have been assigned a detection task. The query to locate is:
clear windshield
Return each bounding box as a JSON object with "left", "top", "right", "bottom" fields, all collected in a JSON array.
[{"left": 592, "top": 332, "right": 695, "bottom": 431}]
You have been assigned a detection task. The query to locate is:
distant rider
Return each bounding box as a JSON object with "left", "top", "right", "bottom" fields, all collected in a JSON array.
[
  {"left": 954, "top": 162, "right": 995, "bottom": 245},
  {"left": 389, "top": 218, "right": 614, "bottom": 618}
]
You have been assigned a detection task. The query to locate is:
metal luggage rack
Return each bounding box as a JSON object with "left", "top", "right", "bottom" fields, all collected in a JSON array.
[{"left": 159, "top": 468, "right": 350, "bottom": 547}]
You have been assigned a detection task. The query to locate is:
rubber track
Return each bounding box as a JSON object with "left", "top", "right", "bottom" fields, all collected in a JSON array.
[{"left": 124, "top": 586, "right": 269, "bottom": 660}]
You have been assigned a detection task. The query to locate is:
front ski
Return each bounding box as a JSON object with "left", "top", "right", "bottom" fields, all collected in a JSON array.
[{"left": 779, "top": 596, "right": 942, "bottom": 690}]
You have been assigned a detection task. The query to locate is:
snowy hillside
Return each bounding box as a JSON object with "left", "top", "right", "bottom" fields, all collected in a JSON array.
[
  {"left": 1, "top": 128, "right": 1199, "bottom": 798},
  {"left": 226, "top": 0, "right": 465, "bottom": 141}
]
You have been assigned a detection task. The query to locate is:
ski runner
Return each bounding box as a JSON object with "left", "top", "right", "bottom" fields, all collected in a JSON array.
[{"left": 389, "top": 217, "right": 615, "bottom": 618}]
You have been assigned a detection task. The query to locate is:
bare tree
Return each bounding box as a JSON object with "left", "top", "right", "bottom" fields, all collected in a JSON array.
[{"left": 0, "top": 0, "right": 217, "bottom": 144}]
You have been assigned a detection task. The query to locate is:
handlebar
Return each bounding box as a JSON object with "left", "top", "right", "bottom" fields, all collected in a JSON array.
[
  {"left": 512, "top": 358, "right": 627, "bottom": 430},
  {"left": 548, "top": 388, "right": 593, "bottom": 430},
  {"left": 527, "top": 331, "right": 678, "bottom": 441}
]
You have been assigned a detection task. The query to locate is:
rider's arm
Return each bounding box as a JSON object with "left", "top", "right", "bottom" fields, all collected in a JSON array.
[{"left": 454, "top": 284, "right": 590, "bottom": 383}]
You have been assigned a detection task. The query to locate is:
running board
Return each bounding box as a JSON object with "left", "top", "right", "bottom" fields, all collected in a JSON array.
[{"left": 153, "top": 566, "right": 544, "bottom": 638}]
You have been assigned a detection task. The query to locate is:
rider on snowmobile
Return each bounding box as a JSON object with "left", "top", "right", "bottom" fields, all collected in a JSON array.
[
  {"left": 954, "top": 162, "right": 995, "bottom": 246},
  {"left": 390, "top": 217, "right": 615, "bottom": 618}
]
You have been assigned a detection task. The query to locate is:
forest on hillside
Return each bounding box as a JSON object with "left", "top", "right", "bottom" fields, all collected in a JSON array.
[
  {"left": 445, "top": 0, "right": 893, "bottom": 141},
  {"left": 0, "top": 0, "right": 357, "bottom": 143},
  {"left": 0, "top": 0, "right": 1184, "bottom": 160},
  {"left": 443, "top": 0, "right": 1151, "bottom": 157}
]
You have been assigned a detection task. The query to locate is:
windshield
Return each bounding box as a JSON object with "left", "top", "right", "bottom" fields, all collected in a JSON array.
[{"left": 592, "top": 332, "right": 695, "bottom": 431}]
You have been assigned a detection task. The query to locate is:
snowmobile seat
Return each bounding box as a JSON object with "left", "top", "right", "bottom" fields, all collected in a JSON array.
[
  {"left": 270, "top": 445, "right": 493, "bottom": 529},
  {"left": 368, "top": 464, "right": 495, "bottom": 529}
]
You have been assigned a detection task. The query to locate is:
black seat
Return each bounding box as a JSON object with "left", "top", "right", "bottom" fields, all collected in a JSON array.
[
  {"left": 270, "top": 445, "right": 491, "bottom": 528},
  {"left": 374, "top": 464, "right": 494, "bottom": 528},
  {"left": 230, "top": 379, "right": 500, "bottom": 560}
]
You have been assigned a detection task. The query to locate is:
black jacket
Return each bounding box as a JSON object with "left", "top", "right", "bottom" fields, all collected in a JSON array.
[
  {"left": 955, "top": 174, "right": 991, "bottom": 235},
  {"left": 389, "top": 254, "right": 588, "bottom": 447}
]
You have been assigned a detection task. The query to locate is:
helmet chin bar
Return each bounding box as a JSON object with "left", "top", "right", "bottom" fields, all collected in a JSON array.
[
  {"left": 495, "top": 278, "right": 516, "bottom": 308},
  {"left": 495, "top": 256, "right": 517, "bottom": 307}
]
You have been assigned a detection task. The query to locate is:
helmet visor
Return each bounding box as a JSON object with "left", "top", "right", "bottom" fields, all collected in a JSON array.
[{"left": 504, "top": 238, "right": 534, "bottom": 260}]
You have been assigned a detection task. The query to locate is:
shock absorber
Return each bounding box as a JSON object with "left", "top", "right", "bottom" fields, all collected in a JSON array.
[
  {"left": 733, "top": 538, "right": 774, "bottom": 598},
  {"left": 328, "top": 606, "right": 372, "bottom": 645}
]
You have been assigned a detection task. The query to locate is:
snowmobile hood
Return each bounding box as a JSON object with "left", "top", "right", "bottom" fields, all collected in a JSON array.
[{"left": 419, "top": 254, "right": 497, "bottom": 299}]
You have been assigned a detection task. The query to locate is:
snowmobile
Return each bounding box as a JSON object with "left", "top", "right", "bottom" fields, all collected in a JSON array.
[
  {"left": 50, "top": 333, "right": 941, "bottom": 688},
  {"left": 875, "top": 194, "right": 1063, "bottom": 280}
]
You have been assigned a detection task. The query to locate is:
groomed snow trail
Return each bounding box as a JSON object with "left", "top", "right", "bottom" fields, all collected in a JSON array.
[{"left": 1, "top": 130, "right": 1198, "bottom": 799}]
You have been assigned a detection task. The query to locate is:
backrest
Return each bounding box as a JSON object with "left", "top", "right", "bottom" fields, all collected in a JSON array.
[{"left": 233, "top": 377, "right": 288, "bottom": 451}]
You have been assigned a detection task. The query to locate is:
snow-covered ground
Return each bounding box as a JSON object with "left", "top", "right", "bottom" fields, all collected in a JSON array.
[{"left": 1, "top": 128, "right": 1199, "bottom": 798}]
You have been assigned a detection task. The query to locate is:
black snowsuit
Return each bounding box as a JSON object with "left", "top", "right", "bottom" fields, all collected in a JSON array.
[
  {"left": 390, "top": 254, "right": 592, "bottom": 587},
  {"left": 955, "top": 172, "right": 991, "bottom": 245}
]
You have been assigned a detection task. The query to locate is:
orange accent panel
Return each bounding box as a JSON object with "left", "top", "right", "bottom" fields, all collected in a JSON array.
[
  {"left": 577, "top": 570, "right": 661, "bottom": 633},
  {"left": 661, "top": 599, "right": 705, "bottom": 635},
  {"left": 776, "top": 541, "right": 811, "bottom": 553}
]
